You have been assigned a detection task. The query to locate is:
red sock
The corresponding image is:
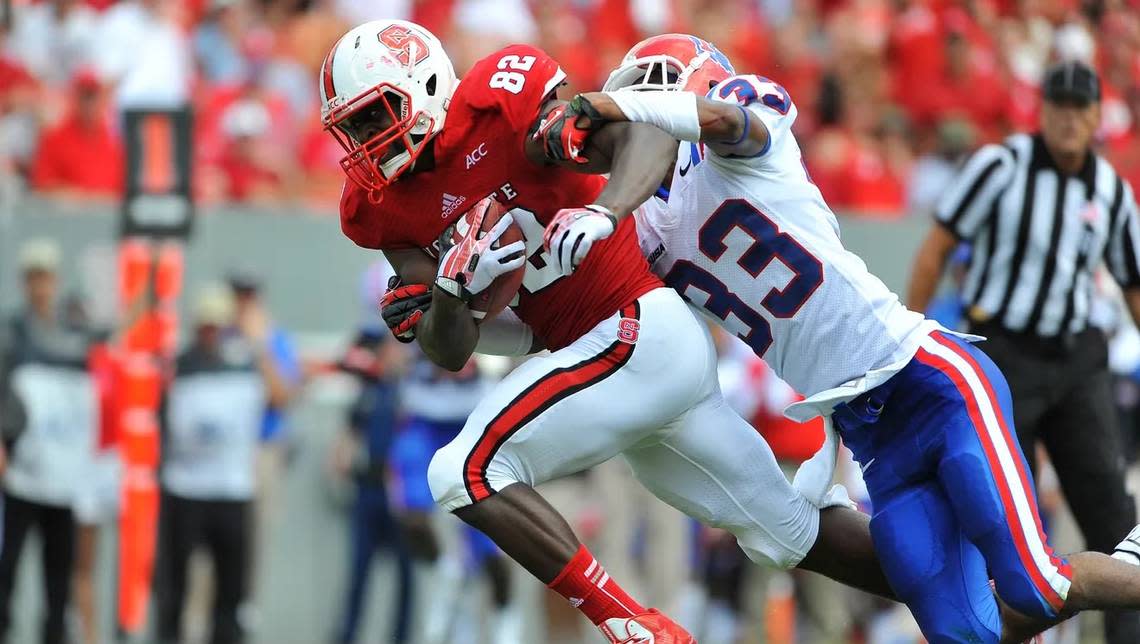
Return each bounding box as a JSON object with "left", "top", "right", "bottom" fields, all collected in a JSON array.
[{"left": 547, "top": 545, "right": 646, "bottom": 625}]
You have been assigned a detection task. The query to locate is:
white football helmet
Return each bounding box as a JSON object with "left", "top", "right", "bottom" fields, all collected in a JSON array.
[{"left": 320, "top": 20, "right": 458, "bottom": 196}]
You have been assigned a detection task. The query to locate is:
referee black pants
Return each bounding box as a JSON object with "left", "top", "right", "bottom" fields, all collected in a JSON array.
[
  {"left": 976, "top": 327, "right": 1140, "bottom": 642},
  {"left": 155, "top": 492, "right": 251, "bottom": 644}
]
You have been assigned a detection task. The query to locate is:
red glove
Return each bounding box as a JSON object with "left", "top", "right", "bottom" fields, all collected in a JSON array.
[
  {"left": 380, "top": 278, "right": 431, "bottom": 343},
  {"left": 532, "top": 95, "right": 606, "bottom": 164}
]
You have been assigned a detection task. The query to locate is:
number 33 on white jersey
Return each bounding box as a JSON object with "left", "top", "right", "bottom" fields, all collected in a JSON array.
[{"left": 634, "top": 75, "right": 931, "bottom": 398}]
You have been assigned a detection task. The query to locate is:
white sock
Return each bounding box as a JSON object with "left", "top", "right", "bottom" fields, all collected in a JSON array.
[
  {"left": 1112, "top": 525, "right": 1140, "bottom": 566},
  {"left": 422, "top": 554, "right": 465, "bottom": 643}
]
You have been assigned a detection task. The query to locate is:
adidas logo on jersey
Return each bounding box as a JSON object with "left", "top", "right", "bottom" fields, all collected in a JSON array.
[{"left": 442, "top": 193, "right": 467, "bottom": 217}]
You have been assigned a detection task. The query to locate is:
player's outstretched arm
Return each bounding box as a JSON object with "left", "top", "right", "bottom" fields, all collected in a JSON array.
[
  {"left": 577, "top": 122, "right": 676, "bottom": 220},
  {"left": 528, "top": 101, "right": 677, "bottom": 274},
  {"left": 588, "top": 91, "right": 769, "bottom": 152},
  {"left": 536, "top": 91, "right": 769, "bottom": 162},
  {"left": 527, "top": 102, "right": 676, "bottom": 221}
]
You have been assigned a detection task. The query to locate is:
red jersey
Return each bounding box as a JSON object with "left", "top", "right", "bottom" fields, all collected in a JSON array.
[
  {"left": 31, "top": 113, "right": 124, "bottom": 197},
  {"left": 340, "top": 45, "right": 661, "bottom": 350}
]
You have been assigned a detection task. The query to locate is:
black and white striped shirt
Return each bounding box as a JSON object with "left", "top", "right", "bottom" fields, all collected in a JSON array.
[{"left": 936, "top": 133, "right": 1140, "bottom": 337}]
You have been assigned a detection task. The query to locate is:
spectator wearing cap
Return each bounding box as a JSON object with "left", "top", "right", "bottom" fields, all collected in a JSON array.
[
  {"left": 0, "top": 239, "right": 99, "bottom": 644},
  {"left": 909, "top": 60, "right": 1140, "bottom": 643},
  {"left": 226, "top": 271, "right": 301, "bottom": 445},
  {"left": 329, "top": 260, "right": 414, "bottom": 644},
  {"left": 216, "top": 99, "right": 288, "bottom": 202},
  {"left": 224, "top": 271, "right": 300, "bottom": 621},
  {"left": 155, "top": 283, "right": 290, "bottom": 644},
  {"left": 29, "top": 69, "right": 123, "bottom": 199}
]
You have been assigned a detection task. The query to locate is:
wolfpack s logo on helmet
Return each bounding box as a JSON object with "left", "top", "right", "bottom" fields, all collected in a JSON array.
[
  {"left": 320, "top": 20, "right": 458, "bottom": 200},
  {"left": 603, "top": 33, "right": 735, "bottom": 94},
  {"left": 377, "top": 24, "right": 430, "bottom": 67}
]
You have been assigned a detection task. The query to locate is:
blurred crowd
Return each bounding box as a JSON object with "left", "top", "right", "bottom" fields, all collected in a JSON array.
[{"left": 1, "top": 0, "right": 1139, "bottom": 215}]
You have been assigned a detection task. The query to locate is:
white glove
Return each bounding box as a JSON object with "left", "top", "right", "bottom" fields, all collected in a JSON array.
[
  {"left": 542, "top": 204, "right": 618, "bottom": 275},
  {"left": 437, "top": 204, "right": 527, "bottom": 299}
]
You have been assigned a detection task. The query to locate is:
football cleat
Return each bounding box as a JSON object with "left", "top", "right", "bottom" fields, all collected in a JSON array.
[
  {"left": 1112, "top": 524, "right": 1140, "bottom": 566},
  {"left": 599, "top": 609, "right": 695, "bottom": 644}
]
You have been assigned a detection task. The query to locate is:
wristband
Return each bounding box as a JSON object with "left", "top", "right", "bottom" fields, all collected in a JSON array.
[
  {"left": 605, "top": 90, "right": 701, "bottom": 142},
  {"left": 434, "top": 277, "right": 469, "bottom": 302},
  {"left": 584, "top": 204, "right": 618, "bottom": 229}
]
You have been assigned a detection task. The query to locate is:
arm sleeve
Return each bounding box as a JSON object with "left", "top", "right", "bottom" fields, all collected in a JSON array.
[
  {"left": 705, "top": 75, "right": 797, "bottom": 160},
  {"left": 1107, "top": 179, "right": 1140, "bottom": 288},
  {"left": 933, "top": 143, "right": 1016, "bottom": 240},
  {"left": 462, "top": 44, "right": 567, "bottom": 139}
]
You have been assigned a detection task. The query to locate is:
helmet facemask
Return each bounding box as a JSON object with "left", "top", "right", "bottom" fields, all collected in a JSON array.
[
  {"left": 603, "top": 54, "right": 688, "bottom": 92},
  {"left": 322, "top": 81, "right": 436, "bottom": 197}
]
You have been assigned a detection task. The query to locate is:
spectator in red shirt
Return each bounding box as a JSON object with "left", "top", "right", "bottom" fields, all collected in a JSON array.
[
  {"left": 215, "top": 99, "right": 286, "bottom": 203},
  {"left": 807, "top": 71, "right": 911, "bottom": 217},
  {"left": 296, "top": 113, "right": 345, "bottom": 208},
  {"left": 29, "top": 69, "right": 123, "bottom": 199},
  {"left": 1108, "top": 85, "right": 1140, "bottom": 191},
  {"left": 889, "top": 0, "right": 946, "bottom": 107},
  {"left": 903, "top": 15, "right": 1008, "bottom": 140}
]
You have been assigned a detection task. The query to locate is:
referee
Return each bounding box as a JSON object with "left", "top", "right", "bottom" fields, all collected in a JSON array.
[{"left": 908, "top": 60, "right": 1140, "bottom": 642}]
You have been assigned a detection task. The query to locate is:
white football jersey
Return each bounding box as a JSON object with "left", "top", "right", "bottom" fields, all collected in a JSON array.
[{"left": 635, "top": 75, "right": 937, "bottom": 401}]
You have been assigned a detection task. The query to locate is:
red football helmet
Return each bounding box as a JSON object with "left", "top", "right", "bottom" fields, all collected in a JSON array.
[{"left": 603, "top": 34, "right": 736, "bottom": 94}]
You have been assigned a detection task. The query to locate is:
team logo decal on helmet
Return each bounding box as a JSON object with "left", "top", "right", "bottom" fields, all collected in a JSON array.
[
  {"left": 377, "top": 24, "right": 430, "bottom": 68},
  {"left": 687, "top": 36, "right": 735, "bottom": 77}
]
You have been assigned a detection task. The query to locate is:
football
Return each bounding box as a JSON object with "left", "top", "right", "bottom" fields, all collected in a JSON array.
[{"left": 442, "top": 198, "right": 526, "bottom": 322}]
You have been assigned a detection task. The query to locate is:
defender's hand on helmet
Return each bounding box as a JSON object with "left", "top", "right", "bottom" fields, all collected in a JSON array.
[{"left": 533, "top": 95, "right": 608, "bottom": 164}]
